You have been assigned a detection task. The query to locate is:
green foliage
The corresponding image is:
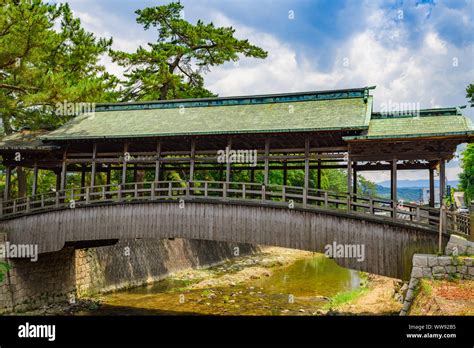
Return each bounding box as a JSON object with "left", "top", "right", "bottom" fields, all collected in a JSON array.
[
  {"left": 110, "top": 1, "right": 267, "bottom": 101},
  {"left": 0, "top": 261, "right": 12, "bottom": 283},
  {"left": 0, "top": 0, "right": 118, "bottom": 134},
  {"left": 459, "top": 143, "right": 474, "bottom": 203},
  {"left": 467, "top": 84, "right": 474, "bottom": 106}
]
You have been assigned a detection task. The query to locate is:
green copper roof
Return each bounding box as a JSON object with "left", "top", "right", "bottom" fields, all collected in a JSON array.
[
  {"left": 344, "top": 107, "right": 474, "bottom": 141},
  {"left": 0, "top": 130, "right": 58, "bottom": 151},
  {"left": 41, "top": 90, "right": 373, "bottom": 140}
]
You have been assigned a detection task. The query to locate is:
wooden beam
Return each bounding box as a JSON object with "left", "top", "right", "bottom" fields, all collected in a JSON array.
[
  {"left": 264, "top": 138, "right": 270, "bottom": 185},
  {"left": 190, "top": 139, "right": 196, "bottom": 181},
  {"left": 429, "top": 167, "right": 435, "bottom": 207},
  {"left": 226, "top": 138, "right": 232, "bottom": 182},
  {"left": 122, "top": 143, "right": 128, "bottom": 185},
  {"left": 353, "top": 163, "right": 357, "bottom": 195},
  {"left": 60, "top": 150, "right": 67, "bottom": 191},
  {"left": 347, "top": 154, "right": 352, "bottom": 195},
  {"left": 81, "top": 165, "right": 86, "bottom": 192},
  {"left": 304, "top": 138, "right": 310, "bottom": 204},
  {"left": 391, "top": 160, "right": 397, "bottom": 220},
  {"left": 155, "top": 140, "right": 161, "bottom": 182},
  {"left": 32, "top": 162, "right": 38, "bottom": 196},
  {"left": 4, "top": 166, "right": 12, "bottom": 200},
  {"left": 439, "top": 159, "right": 446, "bottom": 206},
  {"left": 106, "top": 166, "right": 111, "bottom": 185},
  {"left": 90, "top": 144, "right": 97, "bottom": 187},
  {"left": 317, "top": 155, "right": 322, "bottom": 189}
]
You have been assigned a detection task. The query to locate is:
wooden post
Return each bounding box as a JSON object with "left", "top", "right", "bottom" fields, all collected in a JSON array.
[
  {"left": 90, "top": 143, "right": 97, "bottom": 187},
  {"left": 106, "top": 166, "right": 111, "bottom": 185},
  {"left": 189, "top": 139, "right": 196, "bottom": 181},
  {"left": 470, "top": 200, "right": 474, "bottom": 241},
  {"left": 122, "top": 143, "right": 128, "bottom": 185},
  {"left": 429, "top": 167, "right": 435, "bottom": 207},
  {"left": 347, "top": 153, "right": 352, "bottom": 205},
  {"left": 391, "top": 159, "right": 397, "bottom": 220},
  {"left": 264, "top": 138, "right": 270, "bottom": 186},
  {"left": 55, "top": 171, "right": 61, "bottom": 192},
  {"left": 439, "top": 159, "right": 446, "bottom": 207},
  {"left": 283, "top": 161, "right": 288, "bottom": 186},
  {"left": 352, "top": 163, "right": 357, "bottom": 211},
  {"left": 303, "top": 138, "right": 310, "bottom": 205},
  {"left": 4, "top": 166, "right": 11, "bottom": 200},
  {"left": 226, "top": 138, "right": 232, "bottom": 182},
  {"left": 32, "top": 162, "right": 38, "bottom": 196},
  {"left": 317, "top": 155, "right": 322, "bottom": 190},
  {"left": 60, "top": 150, "right": 67, "bottom": 191},
  {"left": 155, "top": 140, "right": 161, "bottom": 182},
  {"left": 250, "top": 168, "right": 255, "bottom": 183}
]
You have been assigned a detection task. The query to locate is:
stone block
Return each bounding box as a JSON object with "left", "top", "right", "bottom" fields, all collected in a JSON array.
[
  {"left": 432, "top": 266, "right": 445, "bottom": 275},
  {"left": 464, "top": 258, "right": 474, "bottom": 267},
  {"left": 412, "top": 255, "right": 428, "bottom": 267},
  {"left": 469, "top": 267, "right": 474, "bottom": 276},
  {"left": 445, "top": 266, "right": 456, "bottom": 274},
  {"left": 457, "top": 266, "right": 467, "bottom": 274},
  {"left": 427, "top": 256, "right": 438, "bottom": 267},
  {"left": 411, "top": 267, "right": 423, "bottom": 278},
  {"left": 422, "top": 268, "right": 432, "bottom": 278},
  {"left": 408, "top": 278, "right": 420, "bottom": 289},
  {"left": 438, "top": 257, "right": 453, "bottom": 266}
]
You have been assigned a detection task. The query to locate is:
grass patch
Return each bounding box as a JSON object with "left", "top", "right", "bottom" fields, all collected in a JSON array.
[{"left": 323, "top": 288, "right": 368, "bottom": 310}]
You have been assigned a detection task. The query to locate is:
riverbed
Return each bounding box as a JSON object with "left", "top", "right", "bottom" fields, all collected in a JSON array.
[{"left": 74, "top": 247, "right": 401, "bottom": 316}]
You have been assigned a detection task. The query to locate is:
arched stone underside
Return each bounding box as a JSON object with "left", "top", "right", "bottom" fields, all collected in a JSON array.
[{"left": 0, "top": 199, "right": 447, "bottom": 279}]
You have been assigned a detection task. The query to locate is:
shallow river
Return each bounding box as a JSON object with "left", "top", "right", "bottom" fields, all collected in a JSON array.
[{"left": 80, "top": 254, "right": 361, "bottom": 315}]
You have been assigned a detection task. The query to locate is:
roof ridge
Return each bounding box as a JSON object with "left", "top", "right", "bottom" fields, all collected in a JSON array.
[{"left": 95, "top": 87, "right": 372, "bottom": 112}]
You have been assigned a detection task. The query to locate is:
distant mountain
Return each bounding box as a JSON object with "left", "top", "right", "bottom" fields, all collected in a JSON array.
[
  {"left": 377, "top": 179, "right": 459, "bottom": 188},
  {"left": 375, "top": 185, "right": 422, "bottom": 202}
]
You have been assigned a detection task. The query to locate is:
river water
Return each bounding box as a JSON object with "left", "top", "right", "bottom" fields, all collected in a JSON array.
[{"left": 79, "top": 253, "right": 362, "bottom": 316}]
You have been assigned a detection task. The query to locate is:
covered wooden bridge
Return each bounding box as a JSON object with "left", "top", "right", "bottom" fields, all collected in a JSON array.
[{"left": 0, "top": 86, "right": 472, "bottom": 278}]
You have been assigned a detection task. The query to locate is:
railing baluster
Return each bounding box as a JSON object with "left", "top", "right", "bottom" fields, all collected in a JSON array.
[
  {"left": 204, "top": 182, "right": 208, "bottom": 197},
  {"left": 55, "top": 192, "right": 59, "bottom": 208},
  {"left": 151, "top": 182, "right": 156, "bottom": 200},
  {"left": 86, "top": 187, "right": 90, "bottom": 205},
  {"left": 282, "top": 186, "right": 286, "bottom": 201},
  {"left": 168, "top": 182, "right": 172, "bottom": 198},
  {"left": 242, "top": 184, "right": 246, "bottom": 199},
  {"left": 261, "top": 185, "right": 266, "bottom": 202},
  {"left": 102, "top": 186, "right": 106, "bottom": 200},
  {"left": 26, "top": 197, "right": 30, "bottom": 213},
  {"left": 134, "top": 183, "right": 138, "bottom": 198},
  {"left": 223, "top": 182, "right": 227, "bottom": 199}
]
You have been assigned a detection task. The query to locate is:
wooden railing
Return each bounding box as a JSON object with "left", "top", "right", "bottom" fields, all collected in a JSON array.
[{"left": 0, "top": 180, "right": 470, "bottom": 237}]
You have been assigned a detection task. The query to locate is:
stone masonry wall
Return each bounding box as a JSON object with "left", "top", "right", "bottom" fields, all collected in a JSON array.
[
  {"left": 400, "top": 234, "right": 474, "bottom": 315},
  {"left": 0, "top": 237, "right": 258, "bottom": 313}
]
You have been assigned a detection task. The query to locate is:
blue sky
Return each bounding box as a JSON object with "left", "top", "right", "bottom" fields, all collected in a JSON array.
[{"left": 55, "top": 0, "right": 474, "bottom": 182}]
